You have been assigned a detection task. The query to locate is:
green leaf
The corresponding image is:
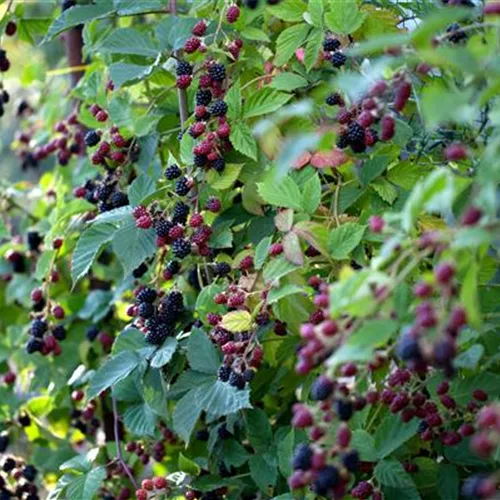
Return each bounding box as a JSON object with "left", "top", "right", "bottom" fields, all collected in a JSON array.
[
  {"left": 179, "top": 452, "right": 201, "bottom": 475},
  {"left": 308, "top": 0, "right": 324, "bottom": 27},
  {"left": 221, "top": 311, "right": 253, "bottom": 333},
  {"left": 243, "top": 88, "right": 292, "bottom": 119},
  {"left": 89, "top": 206, "right": 132, "bottom": 225},
  {"left": 304, "top": 27, "right": 323, "bottom": 72},
  {"left": 222, "top": 440, "right": 250, "bottom": 468},
  {"left": 460, "top": 260, "right": 481, "bottom": 329},
  {"left": 180, "top": 132, "right": 195, "bottom": 165},
  {"left": 195, "top": 283, "right": 227, "bottom": 320},
  {"left": 112, "top": 218, "right": 157, "bottom": 277},
  {"left": 274, "top": 24, "right": 310, "bottom": 67},
  {"left": 87, "top": 351, "right": 142, "bottom": 399},
  {"left": 98, "top": 28, "right": 158, "bottom": 57},
  {"left": 60, "top": 449, "right": 100, "bottom": 473},
  {"left": 209, "top": 164, "right": 243, "bottom": 190},
  {"left": 270, "top": 73, "right": 308, "bottom": 92},
  {"left": 267, "top": 0, "right": 307, "bottom": 22},
  {"left": 325, "top": 0, "right": 367, "bottom": 35},
  {"left": 359, "top": 156, "right": 390, "bottom": 186},
  {"left": 328, "top": 223, "right": 366, "bottom": 259},
  {"left": 241, "top": 27, "right": 271, "bottom": 43},
  {"left": 375, "top": 459, "right": 415, "bottom": 488},
  {"left": 123, "top": 403, "right": 157, "bottom": 436},
  {"left": 142, "top": 367, "right": 167, "bottom": 416},
  {"left": 249, "top": 454, "right": 277, "bottom": 492},
  {"left": 128, "top": 174, "right": 156, "bottom": 207},
  {"left": 35, "top": 250, "right": 55, "bottom": 281},
  {"left": 246, "top": 408, "right": 273, "bottom": 452},
  {"left": 454, "top": 344, "right": 484, "bottom": 370},
  {"left": 150, "top": 338, "right": 178, "bottom": 368},
  {"left": 195, "top": 380, "right": 252, "bottom": 417},
  {"left": 437, "top": 464, "right": 459, "bottom": 500},
  {"left": 230, "top": 123, "right": 258, "bottom": 160},
  {"left": 387, "top": 162, "right": 426, "bottom": 190},
  {"left": 109, "top": 63, "right": 153, "bottom": 88},
  {"left": 371, "top": 178, "right": 398, "bottom": 205},
  {"left": 277, "top": 428, "right": 295, "bottom": 478},
  {"left": 283, "top": 231, "right": 304, "bottom": 265},
  {"left": 327, "top": 319, "right": 398, "bottom": 366},
  {"left": 65, "top": 467, "right": 106, "bottom": 500},
  {"left": 263, "top": 256, "right": 299, "bottom": 283},
  {"left": 351, "top": 430, "right": 378, "bottom": 461},
  {"left": 255, "top": 236, "right": 272, "bottom": 270},
  {"left": 373, "top": 415, "right": 419, "bottom": 459},
  {"left": 112, "top": 327, "right": 149, "bottom": 355},
  {"left": 72, "top": 224, "right": 115, "bottom": 284},
  {"left": 155, "top": 16, "right": 199, "bottom": 50},
  {"left": 267, "top": 284, "right": 303, "bottom": 304},
  {"left": 171, "top": 389, "right": 202, "bottom": 443},
  {"left": 258, "top": 176, "right": 303, "bottom": 211},
  {"left": 187, "top": 328, "right": 220, "bottom": 374},
  {"left": 44, "top": 0, "right": 114, "bottom": 41},
  {"left": 226, "top": 80, "right": 242, "bottom": 121},
  {"left": 113, "top": 0, "right": 166, "bottom": 15},
  {"left": 301, "top": 173, "right": 321, "bottom": 214}
]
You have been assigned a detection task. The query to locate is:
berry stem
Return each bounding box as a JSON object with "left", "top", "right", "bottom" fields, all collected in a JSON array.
[{"left": 111, "top": 395, "right": 138, "bottom": 490}]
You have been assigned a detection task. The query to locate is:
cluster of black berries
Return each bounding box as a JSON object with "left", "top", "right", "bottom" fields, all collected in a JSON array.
[
  {"left": 14, "top": 112, "right": 86, "bottom": 169},
  {"left": 322, "top": 35, "right": 347, "bottom": 69},
  {"left": 128, "top": 287, "right": 184, "bottom": 345},
  {"left": 446, "top": 23, "right": 468, "bottom": 43},
  {"left": 25, "top": 314, "right": 67, "bottom": 356},
  {"left": 73, "top": 172, "right": 129, "bottom": 213}
]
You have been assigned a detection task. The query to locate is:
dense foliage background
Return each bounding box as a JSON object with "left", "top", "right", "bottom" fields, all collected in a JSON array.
[{"left": 1, "top": 0, "right": 500, "bottom": 499}]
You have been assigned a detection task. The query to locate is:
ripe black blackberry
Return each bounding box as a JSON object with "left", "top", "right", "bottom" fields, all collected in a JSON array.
[
  {"left": 2, "top": 90, "right": 9, "bottom": 103},
  {"left": 84, "top": 129, "right": 100, "bottom": 147},
  {"left": 347, "top": 122, "right": 365, "bottom": 144},
  {"left": 208, "top": 63, "right": 226, "bottom": 81},
  {"left": 195, "top": 429, "right": 209, "bottom": 441},
  {"left": 194, "top": 154, "right": 207, "bottom": 168},
  {"left": 136, "top": 287, "right": 157, "bottom": 303},
  {"left": 138, "top": 302, "right": 155, "bottom": 319},
  {"left": 341, "top": 450, "right": 359, "bottom": 472},
  {"left": 331, "top": 52, "right": 347, "bottom": 68},
  {"left": 350, "top": 140, "right": 366, "bottom": 153},
  {"left": 26, "top": 337, "right": 42, "bottom": 354},
  {"left": 229, "top": 371, "right": 246, "bottom": 390},
  {"left": 166, "top": 290, "right": 185, "bottom": 314},
  {"left": 292, "top": 443, "right": 312, "bottom": 470},
  {"left": 166, "top": 260, "right": 181, "bottom": 275},
  {"left": 175, "top": 177, "right": 191, "bottom": 196},
  {"left": 325, "top": 93, "right": 343, "bottom": 106},
  {"left": 86, "top": 325, "right": 99, "bottom": 341},
  {"left": 52, "top": 325, "right": 67, "bottom": 341},
  {"left": 133, "top": 262, "right": 148, "bottom": 278},
  {"left": 208, "top": 100, "right": 228, "bottom": 117},
  {"left": 95, "top": 183, "right": 114, "bottom": 202},
  {"left": 243, "top": 369, "right": 254, "bottom": 382},
  {"left": 98, "top": 201, "right": 112, "bottom": 213},
  {"left": 170, "top": 237, "right": 189, "bottom": 261},
  {"left": 218, "top": 365, "right": 231, "bottom": 382},
  {"left": 334, "top": 399, "right": 354, "bottom": 421},
  {"left": 155, "top": 219, "right": 174, "bottom": 238},
  {"left": 172, "top": 201, "right": 189, "bottom": 224},
  {"left": 62, "top": 0, "right": 76, "bottom": 10},
  {"left": 446, "top": 23, "right": 467, "bottom": 43},
  {"left": 27, "top": 231, "right": 42, "bottom": 251},
  {"left": 336, "top": 134, "right": 349, "bottom": 149},
  {"left": 17, "top": 413, "right": 31, "bottom": 427},
  {"left": 111, "top": 191, "right": 129, "bottom": 208},
  {"left": 30, "top": 319, "right": 48, "bottom": 338},
  {"left": 214, "top": 262, "right": 231, "bottom": 276},
  {"left": 3, "top": 458, "right": 16, "bottom": 472},
  {"left": 212, "top": 157, "right": 225, "bottom": 173},
  {"left": 164, "top": 164, "right": 181, "bottom": 180},
  {"left": 323, "top": 37, "right": 341, "bottom": 52},
  {"left": 145, "top": 323, "right": 171, "bottom": 345},
  {"left": 313, "top": 465, "right": 340, "bottom": 495},
  {"left": 0, "top": 434, "right": 9, "bottom": 452},
  {"left": 176, "top": 61, "right": 193, "bottom": 76},
  {"left": 195, "top": 89, "right": 212, "bottom": 106},
  {"left": 22, "top": 465, "right": 37, "bottom": 482}
]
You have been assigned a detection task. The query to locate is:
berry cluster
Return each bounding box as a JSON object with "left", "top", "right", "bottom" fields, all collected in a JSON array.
[
  {"left": 134, "top": 476, "right": 168, "bottom": 500},
  {"left": 322, "top": 35, "right": 347, "bottom": 69},
  {"left": 128, "top": 287, "right": 184, "bottom": 345}
]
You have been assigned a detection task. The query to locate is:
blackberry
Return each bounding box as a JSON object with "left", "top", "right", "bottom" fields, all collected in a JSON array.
[
  {"left": 3, "top": 458, "right": 15, "bottom": 473},
  {"left": 52, "top": 325, "right": 67, "bottom": 341},
  {"left": 350, "top": 140, "right": 366, "bottom": 153},
  {"left": 418, "top": 420, "right": 429, "bottom": 433},
  {"left": 195, "top": 89, "right": 212, "bottom": 106},
  {"left": 217, "top": 424, "right": 231, "bottom": 439},
  {"left": 208, "top": 63, "right": 226, "bottom": 82},
  {"left": 155, "top": 219, "right": 174, "bottom": 238},
  {"left": 165, "top": 291, "right": 184, "bottom": 313},
  {"left": 334, "top": 399, "right": 354, "bottom": 421},
  {"left": 172, "top": 238, "right": 191, "bottom": 258},
  {"left": 347, "top": 122, "right": 365, "bottom": 143},
  {"left": 325, "top": 93, "right": 343, "bottom": 106},
  {"left": 218, "top": 365, "right": 231, "bottom": 382},
  {"left": 22, "top": 465, "right": 37, "bottom": 482},
  {"left": 111, "top": 191, "right": 129, "bottom": 208},
  {"left": 212, "top": 157, "right": 225, "bottom": 173},
  {"left": 292, "top": 444, "right": 312, "bottom": 470},
  {"left": 323, "top": 37, "right": 341, "bottom": 52},
  {"left": 229, "top": 371, "right": 246, "bottom": 390},
  {"left": 341, "top": 450, "right": 359, "bottom": 472},
  {"left": 30, "top": 319, "right": 48, "bottom": 338},
  {"left": 62, "top": 0, "right": 76, "bottom": 10},
  {"left": 145, "top": 323, "right": 170, "bottom": 345},
  {"left": 245, "top": 0, "right": 259, "bottom": 8},
  {"left": 136, "top": 287, "right": 157, "bottom": 303},
  {"left": 0, "top": 434, "right": 9, "bottom": 452},
  {"left": 175, "top": 177, "right": 191, "bottom": 196},
  {"left": 446, "top": 23, "right": 467, "bottom": 43},
  {"left": 166, "top": 260, "right": 181, "bottom": 275},
  {"left": 397, "top": 335, "right": 422, "bottom": 361},
  {"left": 27, "top": 231, "right": 42, "bottom": 251},
  {"left": 243, "top": 369, "right": 254, "bottom": 382},
  {"left": 86, "top": 325, "right": 99, "bottom": 341},
  {"left": 336, "top": 134, "right": 349, "bottom": 149},
  {"left": 461, "top": 474, "right": 487, "bottom": 499},
  {"left": 310, "top": 376, "right": 334, "bottom": 401},
  {"left": 195, "top": 429, "right": 209, "bottom": 441},
  {"left": 95, "top": 183, "right": 114, "bottom": 202},
  {"left": 313, "top": 465, "right": 339, "bottom": 495},
  {"left": 98, "top": 201, "right": 113, "bottom": 213},
  {"left": 138, "top": 302, "right": 155, "bottom": 319},
  {"left": 2, "top": 90, "right": 9, "bottom": 103},
  {"left": 176, "top": 61, "right": 193, "bottom": 76},
  {"left": 132, "top": 262, "right": 148, "bottom": 278},
  {"left": 164, "top": 164, "right": 181, "bottom": 180},
  {"left": 84, "top": 130, "right": 100, "bottom": 147},
  {"left": 18, "top": 413, "right": 31, "bottom": 427},
  {"left": 214, "top": 262, "right": 231, "bottom": 277},
  {"left": 331, "top": 52, "right": 347, "bottom": 68},
  {"left": 172, "top": 201, "right": 189, "bottom": 224},
  {"left": 208, "top": 100, "right": 228, "bottom": 117}
]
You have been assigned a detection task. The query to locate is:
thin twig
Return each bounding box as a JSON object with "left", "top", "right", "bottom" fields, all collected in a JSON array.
[{"left": 111, "top": 395, "right": 138, "bottom": 490}]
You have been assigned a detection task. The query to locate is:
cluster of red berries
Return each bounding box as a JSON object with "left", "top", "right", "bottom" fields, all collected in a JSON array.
[
  {"left": 134, "top": 476, "right": 169, "bottom": 500},
  {"left": 125, "top": 425, "right": 178, "bottom": 468},
  {"left": 69, "top": 390, "right": 102, "bottom": 437},
  {"left": 14, "top": 112, "right": 85, "bottom": 169},
  {"left": 470, "top": 403, "right": 500, "bottom": 459}
]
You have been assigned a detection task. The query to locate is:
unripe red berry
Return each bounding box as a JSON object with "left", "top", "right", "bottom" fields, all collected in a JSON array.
[
  {"left": 141, "top": 479, "right": 154, "bottom": 491},
  {"left": 176, "top": 75, "right": 192, "bottom": 89},
  {"left": 461, "top": 206, "right": 482, "bottom": 226},
  {"left": 436, "top": 381, "right": 449, "bottom": 395},
  {"left": 110, "top": 151, "right": 126, "bottom": 163},
  {"left": 112, "top": 134, "right": 128, "bottom": 148},
  {"left": 473, "top": 389, "right": 488, "bottom": 402},
  {"left": 53, "top": 237, "right": 64, "bottom": 249},
  {"left": 71, "top": 390, "right": 84, "bottom": 402},
  {"left": 52, "top": 305, "right": 65, "bottom": 320},
  {"left": 269, "top": 243, "right": 284, "bottom": 256},
  {"left": 5, "top": 21, "right": 17, "bottom": 37},
  {"left": 336, "top": 423, "right": 351, "bottom": 447},
  {"left": 434, "top": 262, "right": 455, "bottom": 285},
  {"left": 414, "top": 281, "right": 433, "bottom": 298},
  {"left": 135, "top": 488, "right": 148, "bottom": 500},
  {"left": 3, "top": 371, "right": 16, "bottom": 385},
  {"left": 226, "top": 5, "right": 240, "bottom": 23},
  {"left": 95, "top": 110, "right": 108, "bottom": 122},
  {"left": 152, "top": 477, "right": 167, "bottom": 490},
  {"left": 484, "top": 2, "right": 500, "bottom": 15},
  {"left": 444, "top": 143, "right": 468, "bottom": 161},
  {"left": 192, "top": 20, "right": 207, "bottom": 36},
  {"left": 380, "top": 114, "right": 395, "bottom": 141},
  {"left": 136, "top": 215, "right": 152, "bottom": 229},
  {"left": 184, "top": 36, "right": 201, "bottom": 53},
  {"left": 471, "top": 433, "right": 494, "bottom": 458},
  {"left": 459, "top": 423, "right": 475, "bottom": 437},
  {"left": 369, "top": 215, "right": 384, "bottom": 233},
  {"left": 31, "top": 288, "right": 44, "bottom": 302}
]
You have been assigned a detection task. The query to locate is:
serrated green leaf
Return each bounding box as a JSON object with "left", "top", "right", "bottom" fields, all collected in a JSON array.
[
  {"left": 173, "top": 390, "right": 203, "bottom": 443},
  {"left": 328, "top": 223, "right": 366, "bottom": 259},
  {"left": 437, "top": 464, "right": 459, "bottom": 500},
  {"left": 246, "top": 408, "right": 273, "bottom": 452},
  {"left": 65, "top": 467, "right": 106, "bottom": 500},
  {"left": 258, "top": 176, "right": 303, "bottom": 210},
  {"left": 270, "top": 72, "right": 308, "bottom": 92},
  {"left": 274, "top": 24, "right": 310, "bottom": 67},
  {"left": 230, "top": 123, "right": 257, "bottom": 160},
  {"left": 263, "top": 256, "right": 299, "bottom": 283},
  {"left": 325, "top": 0, "right": 367, "bottom": 35},
  {"left": 255, "top": 236, "right": 272, "bottom": 270},
  {"left": 221, "top": 310, "right": 253, "bottom": 333},
  {"left": 374, "top": 459, "right": 415, "bottom": 488},
  {"left": 374, "top": 416, "right": 419, "bottom": 459},
  {"left": 179, "top": 452, "right": 201, "bottom": 475},
  {"left": 243, "top": 88, "right": 292, "bottom": 119},
  {"left": 267, "top": 284, "right": 303, "bottom": 304},
  {"left": 98, "top": 28, "right": 158, "bottom": 57},
  {"left": 195, "top": 380, "right": 252, "bottom": 417},
  {"left": 150, "top": 338, "right": 178, "bottom": 368},
  {"left": 304, "top": 27, "right": 323, "bottom": 71},
  {"left": 267, "top": 0, "right": 307, "bottom": 22},
  {"left": 226, "top": 80, "right": 242, "bottom": 120},
  {"left": 371, "top": 178, "right": 398, "bottom": 204},
  {"left": 209, "top": 164, "right": 243, "bottom": 190},
  {"left": 123, "top": 403, "right": 157, "bottom": 436},
  {"left": 187, "top": 328, "right": 220, "bottom": 374},
  {"left": 128, "top": 174, "right": 156, "bottom": 206},
  {"left": 301, "top": 173, "right": 321, "bottom": 213},
  {"left": 249, "top": 454, "right": 277, "bottom": 492},
  {"left": 358, "top": 155, "right": 390, "bottom": 186}
]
